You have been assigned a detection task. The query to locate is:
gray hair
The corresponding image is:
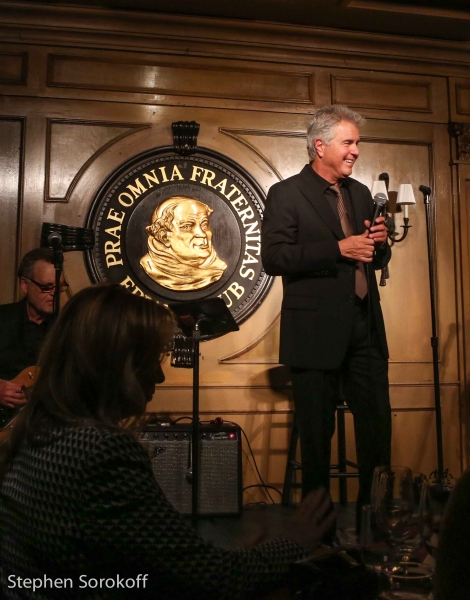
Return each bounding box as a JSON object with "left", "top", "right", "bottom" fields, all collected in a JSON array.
[
  {"left": 306, "top": 105, "right": 366, "bottom": 161},
  {"left": 17, "top": 248, "right": 54, "bottom": 279}
]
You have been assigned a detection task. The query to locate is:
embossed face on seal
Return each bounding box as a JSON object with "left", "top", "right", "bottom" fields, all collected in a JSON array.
[
  {"left": 86, "top": 147, "right": 273, "bottom": 324},
  {"left": 140, "top": 196, "right": 227, "bottom": 291}
]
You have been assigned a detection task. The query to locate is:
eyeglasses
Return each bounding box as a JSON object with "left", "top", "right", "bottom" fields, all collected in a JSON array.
[{"left": 27, "top": 278, "right": 69, "bottom": 294}]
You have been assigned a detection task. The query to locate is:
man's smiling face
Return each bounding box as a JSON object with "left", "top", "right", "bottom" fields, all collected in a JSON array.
[{"left": 315, "top": 120, "right": 360, "bottom": 183}]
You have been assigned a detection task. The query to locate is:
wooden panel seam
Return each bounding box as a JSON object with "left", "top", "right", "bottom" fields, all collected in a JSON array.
[
  {"left": 153, "top": 382, "right": 459, "bottom": 389},
  {"left": 149, "top": 407, "right": 439, "bottom": 416}
]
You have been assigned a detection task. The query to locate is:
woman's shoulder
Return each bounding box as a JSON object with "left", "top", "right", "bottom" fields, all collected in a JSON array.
[
  {"left": 44, "top": 424, "right": 147, "bottom": 462},
  {"left": 74, "top": 424, "right": 143, "bottom": 449}
]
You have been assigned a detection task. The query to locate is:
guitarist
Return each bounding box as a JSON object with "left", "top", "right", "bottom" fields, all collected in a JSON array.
[{"left": 0, "top": 248, "right": 59, "bottom": 409}]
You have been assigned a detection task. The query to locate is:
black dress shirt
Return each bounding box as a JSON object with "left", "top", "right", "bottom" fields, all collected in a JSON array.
[{"left": 0, "top": 298, "right": 54, "bottom": 381}]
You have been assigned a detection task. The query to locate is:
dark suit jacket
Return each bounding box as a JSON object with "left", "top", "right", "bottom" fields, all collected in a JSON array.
[{"left": 261, "top": 164, "right": 391, "bottom": 370}]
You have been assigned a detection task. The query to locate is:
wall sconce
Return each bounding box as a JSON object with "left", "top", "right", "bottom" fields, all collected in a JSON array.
[
  {"left": 370, "top": 172, "right": 415, "bottom": 244},
  {"left": 394, "top": 184, "right": 416, "bottom": 242}
]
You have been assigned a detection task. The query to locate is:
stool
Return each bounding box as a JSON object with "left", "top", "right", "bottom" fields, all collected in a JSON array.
[{"left": 281, "top": 403, "right": 359, "bottom": 507}]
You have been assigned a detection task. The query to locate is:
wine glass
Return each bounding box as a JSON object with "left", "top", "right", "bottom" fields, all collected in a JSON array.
[
  {"left": 360, "top": 503, "right": 396, "bottom": 576},
  {"left": 371, "top": 466, "right": 412, "bottom": 511},
  {"left": 361, "top": 467, "right": 412, "bottom": 573},
  {"left": 376, "top": 470, "right": 433, "bottom": 578}
]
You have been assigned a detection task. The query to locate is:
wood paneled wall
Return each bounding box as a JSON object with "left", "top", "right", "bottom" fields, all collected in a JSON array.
[{"left": 1, "top": 0, "right": 470, "bottom": 502}]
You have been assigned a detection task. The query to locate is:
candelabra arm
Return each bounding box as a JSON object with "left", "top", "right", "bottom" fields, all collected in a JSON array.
[{"left": 389, "top": 217, "right": 411, "bottom": 243}]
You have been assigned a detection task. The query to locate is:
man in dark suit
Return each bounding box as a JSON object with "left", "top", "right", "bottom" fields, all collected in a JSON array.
[
  {"left": 261, "top": 104, "right": 391, "bottom": 530},
  {"left": 0, "top": 248, "right": 58, "bottom": 408}
]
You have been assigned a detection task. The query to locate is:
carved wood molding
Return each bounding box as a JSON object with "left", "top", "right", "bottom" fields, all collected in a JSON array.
[
  {"left": 1, "top": 1, "right": 470, "bottom": 77},
  {"left": 219, "top": 314, "right": 281, "bottom": 364},
  {"left": 44, "top": 118, "right": 151, "bottom": 202},
  {"left": 452, "top": 122, "right": 470, "bottom": 161},
  {"left": 0, "top": 116, "right": 25, "bottom": 302},
  {"left": 46, "top": 54, "right": 313, "bottom": 106},
  {"left": 152, "top": 407, "right": 444, "bottom": 415},
  {"left": 346, "top": 0, "right": 470, "bottom": 21},
  {"left": 0, "top": 50, "right": 27, "bottom": 85},
  {"left": 219, "top": 127, "right": 305, "bottom": 182}
]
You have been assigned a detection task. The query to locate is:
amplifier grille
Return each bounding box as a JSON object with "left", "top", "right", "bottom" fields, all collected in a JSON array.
[{"left": 139, "top": 423, "right": 242, "bottom": 516}]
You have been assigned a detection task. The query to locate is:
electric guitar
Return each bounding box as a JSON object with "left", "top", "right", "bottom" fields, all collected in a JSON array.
[{"left": 0, "top": 366, "right": 39, "bottom": 431}]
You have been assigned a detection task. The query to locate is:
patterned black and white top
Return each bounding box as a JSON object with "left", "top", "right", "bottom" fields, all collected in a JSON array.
[{"left": 0, "top": 426, "right": 306, "bottom": 599}]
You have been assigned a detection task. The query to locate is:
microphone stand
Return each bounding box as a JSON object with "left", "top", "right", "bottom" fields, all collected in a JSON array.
[
  {"left": 40, "top": 223, "right": 95, "bottom": 317},
  {"left": 49, "top": 234, "right": 64, "bottom": 318},
  {"left": 191, "top": 320, "right": 201, "bottom": 528},
  {"left": 419, "top": 185, "right": 444, "bottom": 480},
  {"left": 169, "top": 298, "right": 238, "bottom": 528}
]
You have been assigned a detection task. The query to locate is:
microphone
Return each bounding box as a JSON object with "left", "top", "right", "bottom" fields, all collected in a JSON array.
[
  {"left": 47, "top": 232, "right": 62, "bottom": 251},
  {"left": 40, "top": 222, "right": 95, "bottom": 252},
  {"left": 419, "top": 185, "right": 432, "bottom": 205},
  {"left": 419, "top": 185, "right": 431, "bottom": 196},
  {"left": 371, "top": 193, "right": 388, "bottom": 228},
  {"left": 46, "top": 232, "right": 64, "bottom": 269}
]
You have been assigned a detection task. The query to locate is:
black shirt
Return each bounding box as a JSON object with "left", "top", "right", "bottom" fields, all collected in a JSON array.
[{"left": 0, "top": 298, "right": 54, "bottom": 380}]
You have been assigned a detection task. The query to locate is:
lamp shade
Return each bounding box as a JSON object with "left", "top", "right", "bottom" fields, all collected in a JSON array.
[
  {"left": 371, "top": 180, "right": 389, "bottom": 200},
  {"left": 396, "top": 184, "right": 415, "bottom": 219},
  {"left": 396, "top": 184, "right": 416, "bottom": 206}
]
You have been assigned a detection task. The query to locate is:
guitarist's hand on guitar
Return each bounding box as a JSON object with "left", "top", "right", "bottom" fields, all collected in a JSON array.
[{"left": 0, "top": 379, "right": 27, "bottom": 409}]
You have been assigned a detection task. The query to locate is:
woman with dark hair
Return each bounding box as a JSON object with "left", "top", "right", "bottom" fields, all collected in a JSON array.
[{"left": 0, "top": 284, "right": 334, "bottom": 599}]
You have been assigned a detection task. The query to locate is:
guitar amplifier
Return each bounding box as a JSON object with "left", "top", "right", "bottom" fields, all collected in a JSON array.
[{"left": 139, "top": 422, "right": 242, "bottom": 516}]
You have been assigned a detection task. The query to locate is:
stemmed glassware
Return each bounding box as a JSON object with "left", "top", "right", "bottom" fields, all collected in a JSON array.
[
  {"left": 371, "top": 466, "right": 411, "bottom": 511},
  {"left": 374, "top": 468, "right": 434, "bottom": 597},
  {"left": 360, "top": 467, "right": 412, "bottom": 574}
]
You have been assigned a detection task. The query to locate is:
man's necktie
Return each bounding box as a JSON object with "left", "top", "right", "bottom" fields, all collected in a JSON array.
[{"left": 330, "top": 183, "right": 368, "bottom": 299}]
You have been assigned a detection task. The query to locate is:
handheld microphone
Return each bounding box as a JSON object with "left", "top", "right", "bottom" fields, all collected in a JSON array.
[{"left": 371, "top": 193, "right": 388, "bottom": 228}]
